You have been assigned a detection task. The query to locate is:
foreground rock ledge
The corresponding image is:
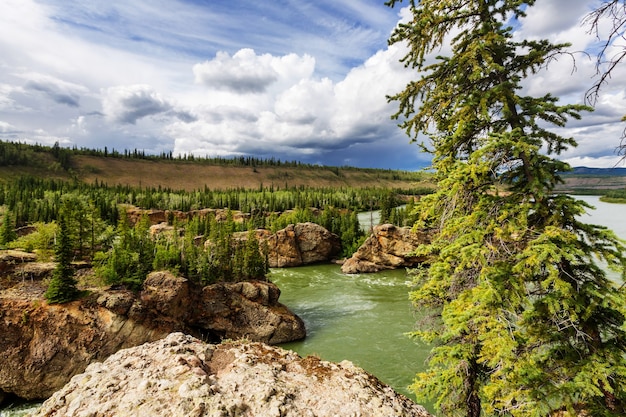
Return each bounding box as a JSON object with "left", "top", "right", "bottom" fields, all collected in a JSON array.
[
  {"left": 0, "top": 268, "right": 305, "bottom": 401},
  {"left": 32, "top": 332, "right": 432, "bottom": 417}
]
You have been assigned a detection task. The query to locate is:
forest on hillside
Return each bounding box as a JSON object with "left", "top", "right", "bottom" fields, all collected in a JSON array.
[
  {"left": 0, "top": 139, "right": 424, "bottom": 177},
  {"left": 0, "top": 161, "right": 427, "bottom": 302}
]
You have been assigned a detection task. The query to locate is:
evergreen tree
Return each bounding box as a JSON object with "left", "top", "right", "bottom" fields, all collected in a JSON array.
[
  {"left": 378, "top": 190, "right": 395, "bottom": 224},
  {"left": 387, "top": 0, "right": 626, "bottom": 415},
  {"left": 94, "top": 211, "right": 152, "bottom": 290},
  {"left": 242, "top": 229, "right": 267, "bottom": 279},
  {"left": 132, "top": 214, "right": 155, "bottom": 284},
  {"left": 0, "top": 210, "right": 17, "bottom": 247},
  {"left": 45, "top": 211, "right": 79, "bottom": 304}
]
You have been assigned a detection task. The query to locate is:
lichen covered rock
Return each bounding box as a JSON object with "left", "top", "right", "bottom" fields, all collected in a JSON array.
[{"left": 32, "top": 333, "right": 432, "bottom": 417}]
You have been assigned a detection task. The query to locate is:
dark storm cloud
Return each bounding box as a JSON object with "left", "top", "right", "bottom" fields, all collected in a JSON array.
[
  {"left": 102, "top": 85, "right": 178, "bottom": 125},
  {"left": 24, "top": 78, "right": 84, "bottom": 107}
]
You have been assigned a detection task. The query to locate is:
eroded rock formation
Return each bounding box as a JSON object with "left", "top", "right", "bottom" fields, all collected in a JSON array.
[
  {"left": 232, "top": 222, "right": 342, "bottom": 267},
  {"left": 125, "top": 207, "right": 254, "bottom": 227},
  {"left": 32, "top": 332, "right": 432, "bottom": 417},
  {"left": 341, "top": 224, "right": 431, "bottom": 274},
  {"left": 0, "top": 261, "right": 305, "bottom": 401}
]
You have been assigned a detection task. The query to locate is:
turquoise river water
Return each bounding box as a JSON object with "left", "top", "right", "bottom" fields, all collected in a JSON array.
[{"left": 1, "top": 195, "right": 624, "bottom": 416}]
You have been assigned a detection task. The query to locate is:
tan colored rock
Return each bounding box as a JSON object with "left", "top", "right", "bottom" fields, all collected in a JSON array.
[
  {"left": 294, "top": 222, "right": 341, "bottom": 264},
  {"left": 149, "top": 221, "right": 177, "bottom": 238},
  {"left": 13, "top": 261, "right": 56, "bottom": 282},
  {"left": 126, "top": 206, "right": 251, "bottom": 226},
  {"left": 264, "top": 224, "right": 301, "bottom": 267},
  {"left": 141, "top": 271, "right": 192, "bottom": 321},
  {"left": 196, "top": 280, "right": 304, "bottom": 344},
  {"left": 125, "top": 207, "right": 167, "bottom": 225},
  {"left": 236, "top": 222, "right": 341, "bottom": 268},
  {"left": 0, "top": 296, "right": 164, "bottom": 401},
  {"left": 0, "top": 271, "right": 304, "bottom": 400},
  {"left": 32, "top": 332, "right": 432, "bottom": 417},
  {"left": 0, "top": 250, "right": 38, "bottom": 277},
  {"left": 341, "top": 224, "right": 430, "bottom": 274}
]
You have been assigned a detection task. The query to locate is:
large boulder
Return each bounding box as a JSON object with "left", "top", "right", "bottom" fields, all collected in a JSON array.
[
  {"left": 0, "top": 271, "right": 304, "bottom": 401},
  {"left": 341, "top": 224, "right": 430, "bottom": 274},
  {"left": 150, "top": 222, "right": 341, "bottom": 268},
  {"left": 32, "top": 332, "right": 432, "bottom": 417},
  {"left": 234, "top": 222, "right": 341, "bottom": 267},
  {"left": 196, "top": 280, "right": 304, "bottom": 344}
]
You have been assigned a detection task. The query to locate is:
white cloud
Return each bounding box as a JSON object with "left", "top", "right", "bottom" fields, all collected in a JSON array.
[
  {"left": 194, "top": 50, "right": 277, "bottom": 94},
  {"left": 170, "top": 42, "right": 414, "bottom": 159},
  {"left": 563, "top": 155, "right": 625, "bottom": 168},
  {"left": 0, "top": 121, "right": 17, "bottom": 133},
  {"left": 193, "top": 49, "right": 316, "bottom": 94},
  {"left": 274, "top": 78, "right": 334, "bottom": 125},
  {"left": 0, "top": 0, "right": 624, "bottom": 169},
  {"left": 21, "top": 128, "right": 71, "bottom": 147},
  {"left": 521, "top": 0, "right": 592, "bottom": 36},
  {"left": 102, "top": 84, "right": 195, "bottom": 125},
  {"left": 102, "top": 85, "right": 172, "bottom": 124},
  {"left": 0, "top": 84, "right": 20, "bottom": 111}
]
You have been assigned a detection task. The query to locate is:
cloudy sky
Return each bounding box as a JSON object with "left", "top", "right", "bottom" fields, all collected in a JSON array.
[{"left": 0, "top": 0, "right": 625, "bottom": 170}]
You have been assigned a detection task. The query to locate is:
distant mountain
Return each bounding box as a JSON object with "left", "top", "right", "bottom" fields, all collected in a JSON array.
[
  {"left": 566, "top": 167, "right": 626, "bottom": 176},
  {"left": 555, "top": 166, "right": 626, "bottom": 193}
]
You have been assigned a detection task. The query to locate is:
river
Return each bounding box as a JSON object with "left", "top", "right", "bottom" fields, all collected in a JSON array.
[
  {"left": 1, "top": 195, "right": 624, "bottom": 416},
  {"left": 273, "top": 265, "right": 429, "bottom": 399},
  {"left": 273, "top": 195, "right": 626, "bottom": 406}
]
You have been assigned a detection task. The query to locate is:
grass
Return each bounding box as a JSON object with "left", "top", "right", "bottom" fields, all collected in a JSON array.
[
  {"left": 600, "top": 196, "right": 626, "bottom": 204},
  {"left": 1, "top": 154, "right": 433, "bottom": 191}
]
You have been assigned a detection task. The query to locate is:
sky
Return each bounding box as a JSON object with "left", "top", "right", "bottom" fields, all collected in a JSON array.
[{"left": 0, "top": 0, "right": 625, "bottom": 170}]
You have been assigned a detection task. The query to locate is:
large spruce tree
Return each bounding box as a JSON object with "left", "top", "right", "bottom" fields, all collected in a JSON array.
[
  {"left": 386, "top": 1, "right": 626, "bottom": 415},
  {"left": 45, "top": 207, "right": 79, "bottom": 304}
]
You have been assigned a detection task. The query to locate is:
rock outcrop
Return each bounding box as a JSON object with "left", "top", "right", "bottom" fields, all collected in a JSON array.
[
  {"left": 341, "top": 224, "right": 430, "bottom": 274},
  {"left": 126, "top": 207, "right": 251, "bottom": 226},
  {"left": 232, "top": 222, "right": 341, "bottom": 267},
  {"left": 32, "top": 332, "right": 432, "bottom": 417},
  {"left": 0, "top": 250, "right": 40, "bottom": 278},
  {"left": 0, "top": 264, "right": 305, "bottom": 401}
]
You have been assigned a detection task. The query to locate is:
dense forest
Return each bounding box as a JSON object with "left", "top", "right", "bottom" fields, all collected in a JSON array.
[
  {"left": 0, "top": 139, "right": 425, "bottom": 179},
  {"left": 0, "top": 140, "right": 428, "bottom": 302}
]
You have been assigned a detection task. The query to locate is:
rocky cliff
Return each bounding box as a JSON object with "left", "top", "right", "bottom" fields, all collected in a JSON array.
[
  {"left": 150, "top": 221, "right": 341, "bottom": 268},
  {"left": 341, "top": 224, "right": 430, "bottom": 274},
  {"left": 231, "top": 222, "right": 342, "bottom": 267},
  {"left": 0, "top": 260, "right": 305, "bottom": 401},
  {"left": 32, "top": 332, "right": 432, "bottom": 417}
]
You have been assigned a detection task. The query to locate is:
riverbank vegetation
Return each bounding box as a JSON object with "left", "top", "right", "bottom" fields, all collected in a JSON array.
[
  {"left": 600, "top": 189, "right": 626, "bottom": 204},
  {"left": 0, "top": 152, "right": 430, "bottom": 302},
  {"left": 387, "top": 0, "right": 626, "bottom": 415}
]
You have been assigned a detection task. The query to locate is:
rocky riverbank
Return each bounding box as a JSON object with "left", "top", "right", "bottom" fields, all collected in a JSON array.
[
  {"left": 0, "top": 220, "right": 429, "bottom": 407},
  {"left": 0, "top": 255, "right": 304, "bottom": 401},
  {"left": 32, "top": 332, "right": 432, "bottom": 417},
  {"left": 342, "top": 224, "right": 430, "bottom": 273}
]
